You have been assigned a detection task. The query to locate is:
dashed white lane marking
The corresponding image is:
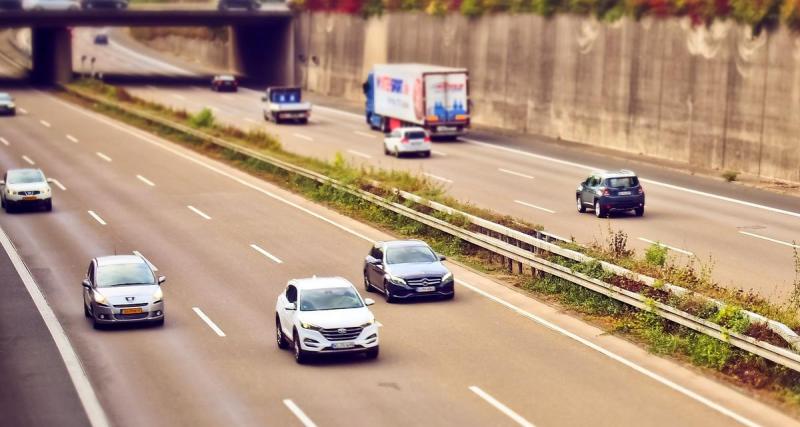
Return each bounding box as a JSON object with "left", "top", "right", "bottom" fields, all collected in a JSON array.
[
  {"left": 738, "top": 231, "right": 799, "bottom": 249},
  {"left": 192, "top": 307, "right": 226, "bottom": 337},
  {"left": 250, "top": 244, "right": 284, "bottom": 264},
  {"left": 469, "top": 386, "right": 536, "bottom": 427},
  {"left": 353, "top": 131, "right": 376, "bottom": 139},
  {"left": 136, "top": 174, "right": 155, "bottom": 187},
  {"left": 50, "top": 179, "right": 66, "bottom": 191},
  {"left": 293, "top": 133, "right": 313, "bottom": 141},
  {"left": 638, "top": 237, "right": 694, "bottom": 256},
  {"left": 66, "top": 134, "right": 79, "bottom": 143},
  {"left": 18, "top": 107, "right": 27, "bottom": 114},
  {"left": 22, "top": 155, "right": 35, "bottom": 165},
  {"left": 245, "top": 118, "right": 258, "bottom": 124},
  {"left": 513, "top": 199, "right": 556, "bottom": 214},
  {"left": 132, "top": 251, "right": 158, "bottom": 271},
  {"left": 187, "top": 205, "right": 211, "bottom": 220},
  {"left": 171, "top": 94, "right": 186, "bottom": 101},
  {"left": 423, "top": 172, "right": 453, "bottom": 184},
  {"left": 39, "top": 120, "right": 51, "bottom": 128},
  {"left": 87, "top": 210, "right": 106, "bottom": 225},
  {"left": 282, "top": 399, "right": 317, "bottom": 427},
  {"left": 0, "top": 137, "right": 9, "bottom": 146},
  {"left": 96, "top": 152, "right": 112, "bottom": 162},
  {"left": 499, "top": 168, "right": 534, "bottom": 180},
  {"left": 347, "top": 149, "right": 372, "bottom": 159},
  {"left": 432, "top": 150, "right": 447, "bottom": 156}
]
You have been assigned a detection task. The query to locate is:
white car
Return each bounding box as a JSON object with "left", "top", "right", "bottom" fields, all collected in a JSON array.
[
  {"left": 23, "top": 0, "right": 81, "bottom": 10},
  {"left": 1, "top": 168, "right": 53, "bottom": 212},
  {"left": 275, "top": 277, "right": 379, "bottom": 364},
  {"left": 383, "top": 127, "right": 431, "bottom": 158},
  {"left": 0, "top": 92, "right": 15, "bottom": 116}
]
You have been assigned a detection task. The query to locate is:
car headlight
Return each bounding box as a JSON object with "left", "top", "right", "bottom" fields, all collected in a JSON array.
[
  {"left": 359, "top": 319, "right": 374, "bottom": 328},
  {"left": 93, "top": 292, "right": 109, "bottom": 306},
  {"left": 7, "top": 103, "right": 14, "bottom": 108},
  {"left": 152, "top": 288, "right": 163, "bottom": 303},
  {"left": 386, "top": 275, "right": 406, "bottom": 286},
  {"left": 442, "top": 271, "right": 453, "bottom": 283},
  {"left": 300, "top": 321, "right": 322, "bottom": 331}
]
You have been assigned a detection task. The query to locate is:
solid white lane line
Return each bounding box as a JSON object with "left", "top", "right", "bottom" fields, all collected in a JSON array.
[
  {"left": 87, "top": 211, "right": 106, "bottom": 226},
  {"left": 282, "top": 399, "right": 317, "bottom": 427},
  {"left": 469, "top": 386, "right": 536, "bottom": 427},
  {"left": 463, "top": 137, "right": 800, "bottom": 220},
  {"left": 22, "top": 155, "right": 35, "bottom": 165},
  {"left": 738, "top": 231, "right": 799, "bottom": 249},
  {"left": 423, "top": 172, "right": 453, "bottom": 184},
  {"left": 187, "top": 205, "right": 211, "bottom": 220},
  {"left": 96, "top": 152, "right": 112, "bottom": 162},
  {"left": 39, "top": 119, "right": 51, "bottom": 128},
  {"left": 50, "top": 178, "right": 66, "bottom": 191},
  {"left": 638, "top": 238, "right": 694, "bottom": 256},
  {"left": 0, "top": 226, "right": 111, "bottom": 427},
  {"left": 0, "top": 137, "right": 8, "bottom": 146},
  {"left": 250, "top": 244, "right": 283, "bottom": 264},
  {"left": 347, "top": 149, "right": 372, "bottom": 159},
  {"left": 514, "top": 200, "right": 556, "bottom": 214},
  {"left": 499, "top": 168, "right": 534, "bottom": 180},
  {"left": 136, "top": 174, "right": 155, "bottom": 187},
  {"left": 171, "top": 93, "right": 186, "bottom": 101},
  {"left": 192, "top": 307, "right": 226, "bottom": 337},
  {"left": 293, "top": 133, "right": 313, "bottom": 142},
  {"left": 456, "top": 279, "right": 759, "bottom": 427},
  {"left": 18, "top": 107, "right": 27, "bottom": 114},
  {"left": 432, "top": 150, "right": 447, "bottom": 156},
  {"left": 245, "top": 118, "right": 258, "bottom": 124},
  {"left": 132, "top": 251, "right": 158, "bottom": 272},
  {"left": 353, "top": 131, "right": 376, "bottom": 139},
  {"left": 66, "top": 134, "right": 79, "bottom": 143}
]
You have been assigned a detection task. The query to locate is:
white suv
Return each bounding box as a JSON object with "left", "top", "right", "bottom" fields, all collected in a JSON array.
[
  {"left": 383, "top": 127, "right": 431, "bottom": 158},
  {"left": 275, "top": 277, "right": 379, "bottom": 364},
  {"left": 1, "top": 168, "right": 53, "bottom": 212}
]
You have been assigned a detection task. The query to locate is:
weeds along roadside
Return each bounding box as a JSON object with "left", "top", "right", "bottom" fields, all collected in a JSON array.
[{"left": 62, "top": 80, "right": 800, "bottom": 411}]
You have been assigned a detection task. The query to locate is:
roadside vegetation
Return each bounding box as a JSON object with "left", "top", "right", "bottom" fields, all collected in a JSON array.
[
  {"left": 129, "top": 26, "right": 230, "bottom": 43},
  {"left": 64, "top": 79, "right": 800, "bottom": 412}
]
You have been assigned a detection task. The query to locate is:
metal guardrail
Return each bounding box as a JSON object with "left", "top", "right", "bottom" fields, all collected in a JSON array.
[{"left": 65, "top": 86, "right": 800, "bottom": 373}]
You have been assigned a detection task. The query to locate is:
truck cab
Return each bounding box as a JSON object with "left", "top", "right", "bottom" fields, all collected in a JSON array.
[{"left": 261, "top": 86, "right": 312, "bottom": 124}]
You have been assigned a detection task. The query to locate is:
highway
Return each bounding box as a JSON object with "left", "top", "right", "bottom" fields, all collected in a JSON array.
[
  {"left": 69, "top": 31, "right": 800, "bottom": 300},
  {"left": 2, "top": 86, "right": 799, "bottom": 427}
]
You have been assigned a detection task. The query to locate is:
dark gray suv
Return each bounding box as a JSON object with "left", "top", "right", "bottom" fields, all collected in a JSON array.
[
  {"left": 576, "top": 170, "right": 645, "bottom": 217},
  {"left": 363, "top": 240, "right": 454, "bottom": 303}
]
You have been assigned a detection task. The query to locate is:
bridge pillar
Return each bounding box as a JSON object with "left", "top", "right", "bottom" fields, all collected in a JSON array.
[
  {"left": 31, "top": 27, "right": 72, "bottom": 85},
  {"left": 230, "top": 19, "right": 293, "bottom": 86}
]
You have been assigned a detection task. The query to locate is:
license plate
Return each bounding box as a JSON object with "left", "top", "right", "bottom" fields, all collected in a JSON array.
[
  {"left": 618, "top": 191, "right": 631, "bottom": 196},
  {"left": 437, "top": 126, "right": 457, "bottom": 132},
  {"left": 416, "top": 286, "right": 436, "bottom": 292},
  {"left": 332, "top": 342, "right": 355, "bottom": 349},
  {"left": 121, "top": 308, "right": 143, "bottom": 315},
  {"left": 22, "top": 196, "right": 37, "bottom": 201}
]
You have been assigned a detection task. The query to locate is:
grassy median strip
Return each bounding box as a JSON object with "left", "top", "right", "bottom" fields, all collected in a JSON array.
[{"left": 62, "top": 80, "right": 800, "bottom": 411}]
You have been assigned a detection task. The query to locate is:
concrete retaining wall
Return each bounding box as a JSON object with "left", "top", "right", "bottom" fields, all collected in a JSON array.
[{"left": 295, "top": 12, "right": 800, "bottom": 183}]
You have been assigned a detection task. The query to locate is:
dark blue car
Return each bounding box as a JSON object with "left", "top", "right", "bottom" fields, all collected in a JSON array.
[
  {"left": 363, "top": 240, "right": 454, "bottom": 303},
  {"left": 577, "top": 170, "right": 645, "bottom": 217}
]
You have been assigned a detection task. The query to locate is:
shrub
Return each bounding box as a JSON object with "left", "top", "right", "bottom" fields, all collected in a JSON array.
[
  {"left": 188, "top": 108, "right": 215, "bottom": 128},
  {"left": 722, "top": 170, "right": 739, "bottom": 182},
  {"left": 645, "top": 243, "right": 669, "bottom": 267},
  {"left": 460, "top": 0, "right": 484, "bottom": 15}
]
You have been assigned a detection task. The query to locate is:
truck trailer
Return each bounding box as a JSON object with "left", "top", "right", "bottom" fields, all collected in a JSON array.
[{"left": 363, "top": 64, "right": 470, "bottom": 139}]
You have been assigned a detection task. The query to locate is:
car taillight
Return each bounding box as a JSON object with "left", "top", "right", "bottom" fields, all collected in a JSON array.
[
  {"left": 424, "top": 136, "right": 431, "bottom": 143},
  {"left": 401, "top": 137, "right": 409, "bottom": 144},
  {"left": 638, "top": 186, "right": 644, "bottom": 195},
  {"left": 601, "top": 187, "right": 610, "bottom": 196}
]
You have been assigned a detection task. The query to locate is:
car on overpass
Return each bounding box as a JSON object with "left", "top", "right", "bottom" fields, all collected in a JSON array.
[
  {"left": 576, "top": 169, "right": 645, "bottom": 218},
  {"left": 0, "top": 92, "right": 15, "bottom": 116},
  {"left": 93, "top": 33, "right": 108, "bottom": 45},
  {"left": 81, "top": 0, "right": 126, "bottom": 9},
  {"left": 364, "top": 240, "right": 454, "bottom": 302},
  {"left": 275, "top": 277, "right": 379, "bottom": 364},
  {"left": 0, "top": 168, "right": 53, "bottom": 212},
  {"left": 217, "top": 0, "right": 260, "bottom": 11},
  {"left": 23, "top": 0, "right": 80, "bottom": 10},
  {"left": 82, "top": 254, "right": 166, "bottom": 329}
]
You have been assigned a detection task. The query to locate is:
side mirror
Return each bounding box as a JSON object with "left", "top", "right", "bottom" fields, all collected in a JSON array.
[
  {"left": 366, "top": 256, "right": 381, "bottom": 266},
  {"left": 438, "top": 254, "right": 447, "bottom": 261},
  {"left": 81, "top": 279, "right": 91, "bottom": 288},
  {"left": 364, "top": 298, "right": 375, "bottom": 306},
  {"left": 157, "top": 276, "right": 166, "bottom": 284},
  {"left": 284, "top": 302, "right": 297, "bottom": 311}
]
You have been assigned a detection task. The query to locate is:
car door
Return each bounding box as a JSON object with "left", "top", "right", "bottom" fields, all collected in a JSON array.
[
  {"left": 278, "top": 284, "right": 298, "bottom": 335},
  {"left": 582, "top": 176, "right": 598, "bottom": 204},
  {"left": 367, "top": 245, "right": 385, "bottom": 290}
]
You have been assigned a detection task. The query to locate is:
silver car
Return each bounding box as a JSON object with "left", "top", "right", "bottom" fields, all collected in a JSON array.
[{"left": 82, "top": 255, "right": 165, "bottom": 329}]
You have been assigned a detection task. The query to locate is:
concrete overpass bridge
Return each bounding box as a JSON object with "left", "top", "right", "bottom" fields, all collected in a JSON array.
[{"left": 0, "top": 10, "right": 293, "bottom": 84}]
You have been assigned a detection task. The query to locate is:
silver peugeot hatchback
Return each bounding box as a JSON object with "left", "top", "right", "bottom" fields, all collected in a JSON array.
[{"left": 82, "top": 254, "right": 165, "bottom": 329}]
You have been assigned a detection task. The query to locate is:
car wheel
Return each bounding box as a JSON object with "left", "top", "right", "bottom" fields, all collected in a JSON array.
[
  {"left": 394, "top": 148, "right": 401, "bottom": 158},
  {"left": 423, "top": 151, "right": 431, "bottom": 158},
  {"left": 293, "top": 331, "right": 309, "bottom": 364},
  {"left": 84, "top": 303, "right": 90, "bottom": 318},
  {"left": 635, "top": 206, "right": 645, "bottom": 217},
  {"left": 363, "top": 273, "right": 373, "bottom": 292},
  {"left": 383, "top": 282, "right": 396, "bottom": 304},
  {"left": 1, "top": 197, "right": 4, "bottom": 209},
  {"left": 44, "top": 199, "right": 52, "bottom": 212},
  {"left": 152, "top": 317, "right": 165, "bottom": 327},
  {"left": 594, "top": 200, "right": 606, "bottom": 218},
  {"left": 276, "top": 316, "right": 289, "bottom": 349},
  {"left": 365, "top": 346, "right": 379, "bottom": 360},
  {"left": 383, "top": 144, "right": 390, "bottom": 155},
  {"left": 91, "top": 314, "right": 102, "bottom": 330},
  {"left": 442, "top": 292, "right": 455, "bottom": 301},
  {"left": 577, "top": 196, "right": 586, "bottom": 213}
]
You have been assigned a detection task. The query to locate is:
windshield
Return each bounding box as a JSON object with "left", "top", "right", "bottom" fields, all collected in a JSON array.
[
  {"left": 405, "top": 131, "right": 427, "bottom": 140},
  {"left": 96, "top": 263, "right": 155, "bottom": 288},
  {"left": 385, "top": 246, "right": 437, "bottom": 265},
  {"left": 270, "top": 89, "right": 301, "bottom": 103},
  {"left": 299, "top": 287, "right": 363, "bottom": 311},
  {"left": 605, "top": 177, "right": 639, "bottom": 188},
  {"left": 0, "top": 93, "right": 10, "bottom": 101},
  {"left": 7, "top": 170, "right": 44, "bottom": 185}
]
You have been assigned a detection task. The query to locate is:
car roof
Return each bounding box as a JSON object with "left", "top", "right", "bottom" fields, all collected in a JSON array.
[
  {"left": 290, "top": 276, "right": 354, "bottom": 290},
  {"left": 590, "top": 169, "right": 637, "bottom": 179},
  {"left": 381, "top": 239, "right": 430, "bottom": 249},
  {"left": 0, "top": 92, "right": 10, "bottom": 98},
  {"left": 96, "top": 255, "right": 147, "bottom": 267}
]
